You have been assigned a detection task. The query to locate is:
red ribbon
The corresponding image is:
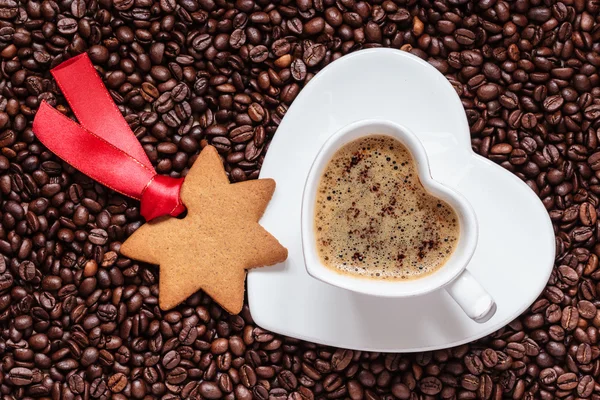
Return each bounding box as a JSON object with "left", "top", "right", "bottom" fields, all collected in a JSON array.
[{"left": 32, "top": 53, "right": 185, "bottom": 221}]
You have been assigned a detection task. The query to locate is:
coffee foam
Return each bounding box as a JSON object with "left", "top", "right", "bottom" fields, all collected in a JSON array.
[{"left": 314, "top": 135, "right": 459, "bottom": 280}]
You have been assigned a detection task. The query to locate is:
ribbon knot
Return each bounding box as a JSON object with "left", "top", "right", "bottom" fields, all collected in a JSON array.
[
  {"left": 141, "top": 175, "right": 185, "bottom": 220},
  {"left": 32, "top": 53, "right": 185, "bottom": 221}
]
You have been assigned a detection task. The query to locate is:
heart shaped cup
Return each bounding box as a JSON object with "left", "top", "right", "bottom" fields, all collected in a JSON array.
[{"left": 301, "top": 119, "right": 496, "bottom": 323}]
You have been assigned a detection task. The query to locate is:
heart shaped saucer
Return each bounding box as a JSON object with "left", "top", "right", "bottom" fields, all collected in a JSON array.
[{"left": 248, "top": 48, "right": 555, "bottom": 352}]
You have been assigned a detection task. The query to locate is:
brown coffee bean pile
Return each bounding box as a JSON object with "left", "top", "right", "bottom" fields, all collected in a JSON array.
[{"left": 1, "top": 0, "right": 600, "bottom": 398}]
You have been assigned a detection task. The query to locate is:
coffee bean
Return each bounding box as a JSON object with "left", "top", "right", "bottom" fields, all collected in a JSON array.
[
  {"left": 107, "top": 373, "right": 127, "bottom": 393},
  {"left": 248, "top": 103, "right": 265, "bottom": 122},
  {"left": 577, "top": 300, "right": 597, "bottom": 319},
  {"left": 576, "top": 343, "right": 592, "bottom": 364},
  {"left": 420, "top": 376, "right": 442, "bottom": 395},
  {"left": 588, "top": 152, "right": 600, "bottom": 171},
  {"left": 477, "top": 84, "right": 500, "bottom": 101},
  {"left": 130, "top": 379, "right": 146, "bottom": 398},
  {"left": 240, "top": 365, "right": 257, "bottom": 387},
  {"left": 464, "top": 354, "right": 483, "bottom": 375},
  {"left": 70, "top": 0, "right": 86, "bottom": 17},
  {"left": 229, "top": 29, "right": 246, "bottom": 49},
  {"left": 557, "top": 265, "right": 578, "bottom": 286},
  {"left": 230, "top": 125, "right": 254, "bottom": 143},
  {"left": 0, "top": 272, "right": 12, "bottom": 291},
  {"left": 577, "top": 375, "right": 594, "bottom": 397},
  {"left": 331, "top": 349, "right": 353, "bottom": 371},
  {"left": 245, "top": 141, "right": 262, "bottom": 161},
  {"left": 162, "top": 350, "right": 180, "bottom": 369},
  {"left": 67, "top": 374, "right": 85, "bottom": 394},
  {"left": 0, "top": 0, "right": 18, "bottom": 19},
  {"left": 543, "top": 95, "right": 564, "bottom": 112},
  {"left": 572, "top": 226, "right": 593, "bottom": 242},
  {"left": 303, "top": 42, "right": 326, "bottom": 67},
  {"left": 579, "top": 202, "right": 597, "bottom": 226},
  {"left": 557, "top": 372, "right": 578, "bottom": 390},
  {"left": 281, "top": 84, "right": 300, "bottom": 104},
  {"left": 57, "top": 18, "right": 78, "bottom": 35},
  {"left": 18, "top": 260, "right": 36, "bottom": 281},
  {"left": 561, "top": 306, "right": 579, "bottom": 331},
  {"left": 166, "top": 366, "right": 187, "bottom": 384},
  {"left": 540, "top": 368, "right": 557, "bottom": 385},
  {"left": 478, "top": 349, "right": 496, "bottom": 369},
  {"left": 545, "top": 304, "right": 561, "bottom": 323},
  {"left": 279, "top": 370, "right": 298, "bottom": 390},
  {"left": 211, "top": 338, "right": 228, "bottom": 354},
  {"left": 461, "top": 374, "right": 480, "bottom": 391},
  {"left": 252, "top": 384, "right": 268, "bottom": 400},
  {"left": 8, "top": 367, "right": 33, "bottom": 385},
  {"left": 290, "top": 60, "right": 307, "bottom": 82},
  {"left": 199, "top": 381, "right": 223, "bottom": 399},
  {"left": 506, "top": 343, "right": 526, "bottom": 359},
  {"left": 171, "top": 83, "right": 190, "bottom": 102},
  {"left": 455, "top": 28, "right": 476, "bottom": 45},
  {"left": 89, "top": 229, "right": 108, "bottom": 245},
  {"left": 249, "top": 45, "right": 269, "bottom": 63}
]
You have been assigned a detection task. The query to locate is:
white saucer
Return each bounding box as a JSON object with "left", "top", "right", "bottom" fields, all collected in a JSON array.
[{"left": 248, "top": 49, "right": 555, "bottom": 352}]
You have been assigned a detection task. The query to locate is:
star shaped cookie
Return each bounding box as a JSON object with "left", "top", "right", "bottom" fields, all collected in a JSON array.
[{"left": 120, "top": 146, "right": 288, "bottom": 313}]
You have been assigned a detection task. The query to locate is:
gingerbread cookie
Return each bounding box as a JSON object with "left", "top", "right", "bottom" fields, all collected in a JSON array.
[{"left": 120, "top": 145, "right": 288, "bottom": 313}]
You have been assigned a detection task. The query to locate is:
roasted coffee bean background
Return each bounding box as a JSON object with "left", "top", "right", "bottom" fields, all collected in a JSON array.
[{"left": 1, "top": 0, "right": 600, "bottom": 398}]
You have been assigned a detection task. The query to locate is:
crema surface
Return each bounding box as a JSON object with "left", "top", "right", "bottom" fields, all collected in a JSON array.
[{"left": 315, "top": 135, "right": 460, "bottom": 280}]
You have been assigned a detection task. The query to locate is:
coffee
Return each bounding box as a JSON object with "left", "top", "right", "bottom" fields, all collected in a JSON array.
[{"left": 314, "top": 135, "right": 459, "bottom": 280}]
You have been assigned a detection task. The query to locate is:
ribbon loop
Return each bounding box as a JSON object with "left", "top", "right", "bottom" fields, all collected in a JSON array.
[
  {"left": 32, "top": 53, "right": 185, "bottom": 221},
  {"left": 51, "top": 53, "right": 152, "bottom": 167}
]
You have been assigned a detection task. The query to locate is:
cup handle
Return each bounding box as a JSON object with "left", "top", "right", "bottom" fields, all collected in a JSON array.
[{"left": 444, "top": 270, "right": 496, "bottom": 323}]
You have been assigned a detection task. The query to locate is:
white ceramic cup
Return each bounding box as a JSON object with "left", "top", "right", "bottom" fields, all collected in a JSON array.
[{"left": 301, "top": 119, "right": 496, "bottom": 323}]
